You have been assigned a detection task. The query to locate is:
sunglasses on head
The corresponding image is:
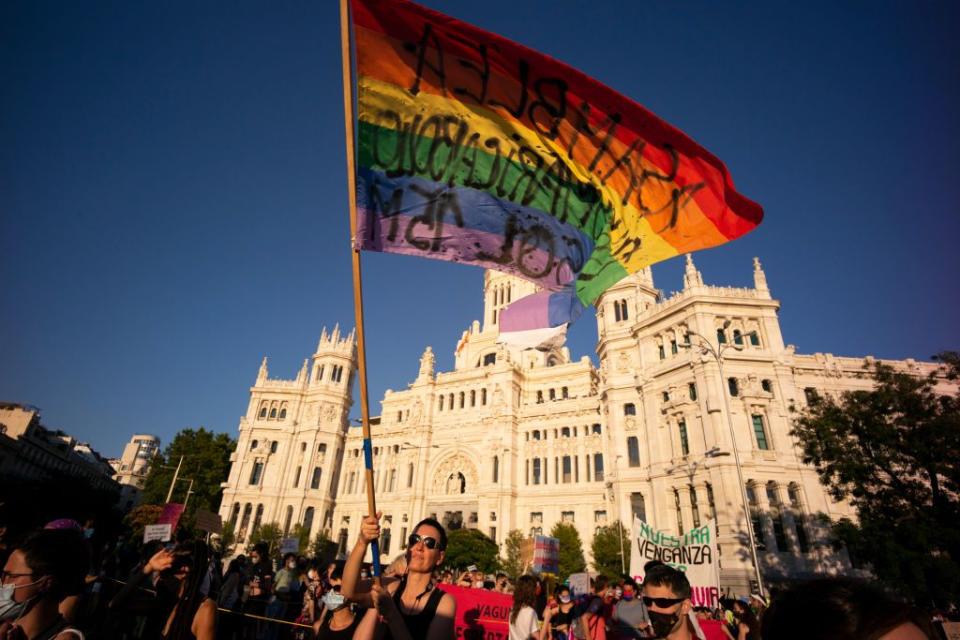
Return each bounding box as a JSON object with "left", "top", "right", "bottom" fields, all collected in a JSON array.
[
  {"left": 642, "top": 596, "right": 685, "bottom": 608},
  {"left": 407, "top": 533, "right": 443, "bottom": 550}
]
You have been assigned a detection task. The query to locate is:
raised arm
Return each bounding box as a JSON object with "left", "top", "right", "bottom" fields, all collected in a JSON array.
[{"left": 341, "top": 512, "right": 381, "bottom": 607}]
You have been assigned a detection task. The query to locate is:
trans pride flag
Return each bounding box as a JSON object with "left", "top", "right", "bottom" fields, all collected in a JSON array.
[{"left": 349, "top": 0, "right": 762, "bottom": 344}]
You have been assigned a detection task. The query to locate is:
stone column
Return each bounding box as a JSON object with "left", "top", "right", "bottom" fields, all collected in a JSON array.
[{"left": 677, "top": 485, "right": 694, "bottom": 535}]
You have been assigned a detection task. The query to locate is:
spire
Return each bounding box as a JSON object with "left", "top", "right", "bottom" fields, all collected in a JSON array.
[
  {"left": 683, "top": 254, "right": 703, "bottom": 289},
  {"left": 257, "top": 357, "right": 268, "bottom": 383},
  {"left": 331, "top": 323, "right": 341, "bottom": 344},
  {"left": 753, "top": 257, "right": 769, "bottom": 294},
  {"left": 417, "top": 346, "right": 436, "bottom": 382},
  {"left": 296, "top": 358, "right": 308, "bottom": 383}
]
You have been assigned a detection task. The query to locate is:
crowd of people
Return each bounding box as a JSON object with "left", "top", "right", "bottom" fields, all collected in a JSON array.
[{"left": 0, "top": 512, "right": 954, "bottom": 639}]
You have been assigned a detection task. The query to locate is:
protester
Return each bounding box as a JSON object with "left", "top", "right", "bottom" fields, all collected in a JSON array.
[
  {"left": 268, "top": 552, "right": 302, "bottom": 637},
  {"left": 312, "top": 565, "right": 377, "bottom": 639},
  {"left": 731, "top": 599, "right": 759, "bottom": 640},
  {"left": 548, "top": 585, "right": 575, "bottom": 639},
  {"left": 610, "top": 578, "right": 651, "bottom": 639},
  {"left": 0, "top": 528, "right": 89, "bottom": 639},
  {"left": 641, "top": 565, "right": 699, "bottom": 640},
  {"left": 439, "top": 571, "right": 453, "bottom": 586},
  {"left": 510, "top": 575, "right": 553, "bottom": 640},
  {"left": 109, "top": 540, "right": 217, "bottom": 639},
  {"left": 695, "top": 607, "right": 734, "bottom": 640},
  {"left": 219, "top": 557, "right": 247, "bottom": 640},
  {"left": 574, "top": 575, "right": 608, "bottom": 640},
  {"left": 341, "top": 512, "right": 456, "bottom": 639},
  {"left": 760, "top": 577, "right": 934, "bottom": 639},
  {"left": 295, "top": 565, "right": 324, "bottom": 627}
]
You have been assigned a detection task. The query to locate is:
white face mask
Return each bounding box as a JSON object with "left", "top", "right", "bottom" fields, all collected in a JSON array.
[
  {"left": 0, "top": 579, "right": 42, "bottom": 621},
  {"left": 287, "top": 561, "right": 297, "bottom": 570},
  {"left": 322, "top": 591, "right": 346, "bottom": 610}
]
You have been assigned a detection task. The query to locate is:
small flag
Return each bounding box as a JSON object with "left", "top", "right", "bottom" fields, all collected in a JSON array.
[{"left": 350, "top": 0, "right": 762, "bottom": 343}]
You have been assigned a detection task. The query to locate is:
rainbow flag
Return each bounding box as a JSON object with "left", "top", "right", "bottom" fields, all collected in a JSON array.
[{"left": 349, "top": 0, "right": 762, "bottom": 344}]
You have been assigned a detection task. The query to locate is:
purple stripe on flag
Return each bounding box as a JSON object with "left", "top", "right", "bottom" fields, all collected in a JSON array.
[{"left": 355, "top": 167, "right": 593, "bottom": 292}]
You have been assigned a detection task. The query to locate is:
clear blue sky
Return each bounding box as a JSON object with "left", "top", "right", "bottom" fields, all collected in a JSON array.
[{"left": 2, "top": 1, "right": 957, "bottom": 458}]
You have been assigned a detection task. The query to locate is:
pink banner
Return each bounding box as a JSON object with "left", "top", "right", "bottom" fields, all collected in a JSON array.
[
  {"left": 157, "top": 503, "right": 185, "bottom": 532},
  {"left": 438, "top": 584, "right": 512, "bottom": 640}
]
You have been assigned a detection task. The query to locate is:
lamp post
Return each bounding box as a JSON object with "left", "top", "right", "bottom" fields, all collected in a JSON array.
[
  {"left": 681, "top": 322, "right": 766, "bottom": 597},
  {"left": 164, "top": 455, "right": 184, "bottom": 503}
]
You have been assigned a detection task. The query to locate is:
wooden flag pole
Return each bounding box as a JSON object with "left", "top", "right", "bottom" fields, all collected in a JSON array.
[{"left": 339, "top": 0, "right": 382, "bottom": 581}]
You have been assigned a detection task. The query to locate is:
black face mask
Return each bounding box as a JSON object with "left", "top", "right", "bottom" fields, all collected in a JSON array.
[{"left": 648, "top": 609, "right": 681, "bottom": 638}]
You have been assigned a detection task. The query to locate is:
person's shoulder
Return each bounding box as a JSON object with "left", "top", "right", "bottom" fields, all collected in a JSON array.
[{"left": 437, "top": 590, "right": 457, "bottom": 614}]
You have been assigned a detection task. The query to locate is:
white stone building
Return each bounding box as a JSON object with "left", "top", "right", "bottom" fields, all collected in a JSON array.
[
  {"left": 109, "top": 434, "right": 161, "bottom": 510},
  {"left": 218, "top": 257, "right": 947, "bottom": 591}
]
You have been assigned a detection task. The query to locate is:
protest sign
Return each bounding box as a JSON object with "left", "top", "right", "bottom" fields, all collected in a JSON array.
[
  {"left": 941, "top": 622, "right": 960, "bottom": 640},
  {"left": 629, "top": 517, "right": 720, "bottom": 608},
  {"left": 532, "top": 536, "right": 559, "bottom": 574},
  {"left": 280, "top": 537, "right": 299, "bottom": 555},
  {"left": 438, "top": 584, "right": 510, "bottom": 639},
  {"left": 144, "top": 523, "right": 172, "bottom": 543},
  {"left": 568, "top": 572, "right": 591, "bottom": 597},
  {"left": 194, "top": 509, "right": 222, "bottom": 534}
]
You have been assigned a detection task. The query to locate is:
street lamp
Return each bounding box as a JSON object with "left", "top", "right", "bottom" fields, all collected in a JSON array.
[{"left": 680, "top": 322, "right": 766, "bottom": 597}]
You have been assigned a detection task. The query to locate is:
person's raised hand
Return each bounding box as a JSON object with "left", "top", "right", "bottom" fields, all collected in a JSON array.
[
  {"left": 144, "top": 548, "right": 175, "bottom": 575},
  {"left": 358, "top": 512, "right": 382, "bottom": 544},
  {"left": 371, "top": 583, "right": 395, "bottom": 617}
]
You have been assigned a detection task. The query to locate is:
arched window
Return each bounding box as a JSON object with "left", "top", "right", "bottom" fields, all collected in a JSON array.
[
  {"left": 439, "top": 396, "right": 444, "bottom": 411},
  {"left": 229, "top": 502, "right": 240, "bottom": 526},
  {"left": 481, "top": 388, "right": 487, "bottom": 404},
  {"left": 733, "top": 329, "right": 743, "bottom": 345},
  {"left": 728, "top": 378, "right": 739, "bottom": 396},
  {"left": 279, "top": 408, "right": 287, "bottom": 419},
  {"left": 269, "top": 407, "right": 277, "bottom": 419},
  {"left": 483, "top": 353, "right": 496, "bottom": 366},
  {"left": 537, "top": 390, "right": 544, "bottom": 404},
  {"left": 470, "top": 390, "right": 476, "bottom": 407},
  {"left": 752, "top": 414, "right": 770, "bottom": 450},
  {"left": 250, "top": 439, "right": 259, "bottom": 450},
  {"left": 717, "top": 327, "right": 727, "bottom": 344},
  {"left": 302, "top": 507, "right": 315, "bottom": 534},
  {"left": 690, "top": 485, "right": 701, "bottom": 527},
  {"left": 679, "top": 420, "right": 689, "bottom": 456},
  {"left": 459, "top": 392, "right": 465, "bottom": 408},
  {"left": 620, "top": 300, "right": 628, "bottom": 321},
  {"left": 761, "top": 379, "right": 773, "bottom": 394},
  {"left": 627, "top": 437, "right": 640, "bottom": 467},
  {"left": 492, "top": 456, "right": 499, "bottom": 483},
  {"left": 258, "top": 406, "right": 267, "bottom": 419},
  {"left": 448, "top": 393, "right": 454, "bottom": 409},
  {"left": 270, "top": 441, "right": 278, "bottom": 453},
  {"left": 283, "top": 506, "right": 294, "bottom": 535},
  {"left": 316, "top": 365, "right": 324, "bottom": 382},
  {"left": 311, "top": 467, "right": 322, "bottom": 489},
  {"left": 593, "top": 453, "right": 604, "bottom": 480},
  {"left": 252, "top": 504, "right": 264, "bottom": 531},
  {"left": 688, "top": 383, "right": 698, "bottom": 401}
]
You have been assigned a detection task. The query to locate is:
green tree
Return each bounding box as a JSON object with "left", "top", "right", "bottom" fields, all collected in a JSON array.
[
  {"left": 501, "top": 529, "right": 526, "bottom": 581},
  {"left": 123, "top": 504, "right": 164, "bottom": 544},
  {"left": 218, "top": 522, "right": 236, "bottom": 554},
  {"left": 591, "top": 520, "right": 630, "bottom": 578},
  {"left": 791, "top": 354, "right": 960, "bottom": 606},
  {"left": 311, "top": 530, "right": 337, "bottom": 563},
  {"left": 550, "top": 522, "right": 586, "bottom": 581},
  {"left": 443, "top": 529, "right": 500, "bottom": 573},
  {"left": 140, "top": 427, "right": 236, "bottom": 526},
  {"left": 249, "top": 522, "right": 283, "bottom": 557}
]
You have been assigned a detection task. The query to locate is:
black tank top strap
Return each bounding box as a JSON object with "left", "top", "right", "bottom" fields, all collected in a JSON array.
[{"left": 387, "top": 578, "right": 444, "bottom": 639}]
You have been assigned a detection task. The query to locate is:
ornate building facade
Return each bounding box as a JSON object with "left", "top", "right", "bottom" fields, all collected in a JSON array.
[{"left": 218, "top": 257, "right": 945, "bottom": 591}]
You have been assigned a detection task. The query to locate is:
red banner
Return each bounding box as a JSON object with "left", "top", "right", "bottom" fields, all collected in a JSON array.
[
  {"left": 157, "top": 503, "right": 185, "bottom": 532},
  {"left": 438, "top": 584, "right": 512, "bottom": 640}
]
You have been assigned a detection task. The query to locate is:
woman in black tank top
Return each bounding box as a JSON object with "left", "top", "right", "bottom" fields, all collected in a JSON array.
[{"left": 341, "top": 514, "right": 457, "bottom": 640}]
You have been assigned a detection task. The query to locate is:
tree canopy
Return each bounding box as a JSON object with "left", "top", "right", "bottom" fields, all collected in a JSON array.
[
  {"left": 443, "top": 528, "right": 500, "bottom": 573},
  {"left": 500, "top": 529, "right": 525, "bottom": 581},
  {"left": 141, "top": 427, "right": 235, "bottom": 524},
  {"left": 591, "top": 520, "right": 630, "bottom": 579},
  {"left": 791, "top": 353, "right": 960, "bottom": 606},
  {"left": 550, "top": 522, "right": 586, "bottom": 581}
]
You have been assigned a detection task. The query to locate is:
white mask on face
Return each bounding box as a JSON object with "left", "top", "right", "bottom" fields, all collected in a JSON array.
[{"left": 0, "top": 579, "right": 42, "bottom": 621}]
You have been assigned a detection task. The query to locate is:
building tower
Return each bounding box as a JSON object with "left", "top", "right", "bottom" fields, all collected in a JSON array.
[{"left": 219, "top": 326, "right": 357, "bottom": 544}]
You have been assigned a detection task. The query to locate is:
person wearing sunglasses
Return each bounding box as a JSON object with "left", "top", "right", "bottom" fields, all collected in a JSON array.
[
  {"left": 641, "top": 565, "right": 700, "bottom": 640},
  {"left": 341, "top": 513, "right": 456, "bottom": 640}
]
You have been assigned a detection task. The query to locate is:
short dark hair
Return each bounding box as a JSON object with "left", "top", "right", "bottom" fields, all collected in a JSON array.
[
  {"left": 19, "top": 529, "right": 89, "bottom": 600},
  {"left": 642, "top": 565, "right": 691, "bottom": 600},
  {"left": 593, "top": 574, "right": 609, "bottom": 592},
  {"left": 413, "top": 518, "right": 447, "bottom": 550},
  {"left": 282, "top": 552, "right": 297, "bottom": 563},
  {"left": 761, "top": 578, "right": 934, "bottom": 640},
  {"left": 252, "top": 542, "right": 269, "bottom": 558},
  {"left": 643, "top": 560, "right": 666, "bottom": 574}
]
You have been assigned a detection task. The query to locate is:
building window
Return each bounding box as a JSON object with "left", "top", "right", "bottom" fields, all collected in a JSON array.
[
  {"left": 750, "top": 332, "right": 760, "bottom": 346},
  {"left": 407, "top": 463, "right": 414, "bottom": 488},
  {"left": 316, "top": 365, "right": 324, "bottom": 381},
  {"left": 258, "top": 407, "right": 267, "bottom": 418},
  {"left": 459, "top": 392, "right": 465, "bottom": 408},
  {"left": 252, "top": 504, "right": 264, "bottom": 531},
  {"left": 788, "top": 483, "right": 802, "bottom": 508},
  {"left": 532, "top": 459, "right": 541, "bottom": 485},
  {"left": 728, "top": 377, "right": 739, "bottom": 396},
  {"left": 752, "top": 415, "right": 770, "bottom": 450},
  {"left": 293, "top": 466, "right": 301, "bottom": 488},
  {"left": 301, "top": 442, "right": 307, "bottom": 452},
  {"left": 561, "top": 427, "right": 570, "bottom": 438},
  {"left": 690, "top": 486, "right": 701, "bottom": 528},
  {"left": 717, "top": 328, "right": 727, "bottom": 344},
  {"left": 537, "top": 391, "right": 544, "bottom": 404},
  {"left": 804, "top": 387, "right": 819, "bottom": 404},
  {"left": 674, "top": 489, "right": 683, "bottom": 535},
  {"left": 593, "top": 453, "right": 604, "bottom": 481},
  {"left": 624, "top": 403, "right": 636, "bottom": 416},
  {"left": 439, "top": 396, "right": 444, "bottom": 411},
  {"left": 670, "top": 340, "right": 678, "bottom": 354},
  {"left": 531, "top": 512, "right": 543, "bottom": 524},
  {"left": 270, "top": 441, "right": 278, "bottom": 454},
  {"left": 688, "top": 383, "right": 698, "bottom": 401},
  {"left": 492, "top": 456, "right": 499, "bottom": 483},
  {"left": 772, "top": 514, "right": 788, "bottom": 552},
  {"left": 249, "top": 462, "right": 263, "bottom": 486},
  {"left": 279, "top": 408, "right": 287, "bottom": 419},
  {"left": 592, "top": 424, "right": 602, "bottom": 435},
  {"left": 733, "top": 329, "right": 743, "bottom": 346},
  {"left": 283, "top": 506, "right": 294, "bottom": 535},
  {"left": 562, "top": 511, "right": 575, "bottom": 523},
  {"left": 388, "top": 469, "right": 396, "bottom": 492},
  {"left": 310, "top": 467, "right": 322, "bottom": 489},
  {"left": 549, "top": 388, "right": 556, "bottom": 401},
  {"left": 562, "top": 456, "right": 572, "bottom": 483},
  {"left": 532, "top": 431, "right": 541, "bottom": 440},
  {"left": 679, "top": 420, "right": 690, "bottom": 456},
  {"left": 481, "top": 388, "right": 487, "bottom": 404},
  {"left": 795, "top": 518, "right": 810, "bottom": 553},
  {"left": 250, "top": 439, "right": 258, "bottom": 450},
  {"left": 658, "top": 344, "right": 666, "bottom": 360},
  {"left": 269, "top": 408, "right": 277, "bottom": 419},
  {"left": 562, "top": 387, "right": 569, "bottom": 399},
  {"left": 594, "top": 510, "right": 607, "bottom": 523},
  {"left": 662, "top": 391, "right": 670, "bottom": 402},
  {"left": 483, "top": 353, "right": 497, "bottom": 366},
  {"left": 319, "top": 443, "right": 327, "bottom": 455},
  {"left": 761, "top": 379, "right": 773, "bottom": 394},
  {"left": 627, "top": 437, "right": 640, "bottom": 467},
  {"left": 470, "top": 390, "right": 476, "bottom": 407},
  {"left": 630, "top": 493, "right": 646, "bottom": 522}
]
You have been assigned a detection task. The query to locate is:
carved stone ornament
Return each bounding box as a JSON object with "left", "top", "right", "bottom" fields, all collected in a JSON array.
[
  {"left": 410, "top": 399, "right": 423, "bottom": 425},
  {"left": 625, "top": 416, "right": 637, "bottom": 432},
  {"left": 322, "top": 403, "right": 336, "bottom": 422},
  {"left": 617, "top": 351, "right": 631, "bottom": 372},
  {"left": 432, "top": 454, "right": 478, "bottom": 495}
]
